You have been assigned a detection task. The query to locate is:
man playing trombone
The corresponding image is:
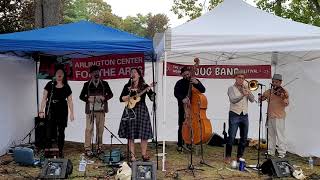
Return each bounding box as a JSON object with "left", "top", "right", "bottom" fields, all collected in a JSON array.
[
  {"left": 259, "top": 74, "right": 289, "bottom": 158},
  {"left": 225, "top": 70, "right": 255, "bottom": 163}
]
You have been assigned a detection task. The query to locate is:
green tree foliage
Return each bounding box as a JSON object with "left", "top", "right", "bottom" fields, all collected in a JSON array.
[
  {"left": 172, "top": 0, "right": 320, "bottom": 27},
  {"left": 121, "top": 14, "right": 149, "bottom": 37},
  {"left": 255, "top": 0, "right": 320, "bottom": 26},
  {"left": 171, "top": 0, "right": 222, "bottom": 20},
  {"left": 0, "top": 0, "right": 34, "bottom": 34},
  {"left": 63, "top": 0, "right": 169, "bottom": 38},
  {"left": 63, "top": 0, "right": 112, "bottom": 23},
  {"left": 146, "top": 14, "right": 169, "bottom": 38},
  {"left": 0, "top": 0, "right": 169, "bottom": 38}
]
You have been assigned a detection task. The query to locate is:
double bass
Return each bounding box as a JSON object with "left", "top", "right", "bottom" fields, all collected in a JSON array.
[{"left": 182, "top": 58, "right": 213, "bottom": 145}]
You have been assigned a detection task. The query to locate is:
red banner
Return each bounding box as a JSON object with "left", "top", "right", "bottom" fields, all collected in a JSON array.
[
  {"left": 166, "top": 62, "right": 271, "bottom": 79},
  {"left": 72, "top": 53, "right": 144, "bottom": 81}
]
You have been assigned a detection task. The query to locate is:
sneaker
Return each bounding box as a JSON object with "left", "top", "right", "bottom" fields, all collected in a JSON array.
[
  {"left": 278, "top": 154, "right": 286, "bottom": 158},
  {"left": 265, "top": 152, "right": 275, "bottom": 157}
]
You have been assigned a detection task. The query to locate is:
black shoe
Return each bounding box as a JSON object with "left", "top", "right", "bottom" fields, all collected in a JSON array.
[{"left": 176, "top": 146, "right": 183, "bottom": 152}]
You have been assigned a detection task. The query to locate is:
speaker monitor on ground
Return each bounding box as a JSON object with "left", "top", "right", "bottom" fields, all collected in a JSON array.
[
  {"left": 207, "top": 133, "right": 225, "bottom": 147},
  {"left": 35, "top": 117, "right": 46, "bottom": 149},
  {"left": 39, "top": 159, "right": 73, "bottom": 179},
  {"left": 261, "top": 158, "right": 292, "bottom": 178}
]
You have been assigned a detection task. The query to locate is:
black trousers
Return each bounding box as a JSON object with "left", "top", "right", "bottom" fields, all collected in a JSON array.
[
  {"left": 46, "top": 118, "right": 66, "bottom": 152},
  {"left": 178, "top": 106, "right": 185, "bottom": 147},
  {"left": 45, "top": 102, "right": 68, "bottom": 153}
]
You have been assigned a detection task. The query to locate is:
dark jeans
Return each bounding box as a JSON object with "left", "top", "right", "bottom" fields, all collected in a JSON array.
[
  {"left": 226, "top": 111, "right": 249, "bottom": 158},
  {"left": 177, "top": 106, "right": 185, "bottom": 147}
]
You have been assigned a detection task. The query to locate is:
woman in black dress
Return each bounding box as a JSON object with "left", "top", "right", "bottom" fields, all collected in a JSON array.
[
  {"left": 39, "top": 66, "right": 74, "bottom": 157},
  {"left": 118, "top": 68, "right": 155, "bottom": 161}
]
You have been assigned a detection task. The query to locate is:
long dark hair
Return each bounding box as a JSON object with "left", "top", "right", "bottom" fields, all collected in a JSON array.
[
  {"left": 54, "top": 65, "right": 68, "bottom": 85},
  {"left": 128, "top": 68, "right": 145, "bottom": 90}
]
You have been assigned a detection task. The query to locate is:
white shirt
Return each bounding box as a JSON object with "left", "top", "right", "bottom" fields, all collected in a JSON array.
[{"left": 227, "top": 85, "right": 255, "bottom": 115}]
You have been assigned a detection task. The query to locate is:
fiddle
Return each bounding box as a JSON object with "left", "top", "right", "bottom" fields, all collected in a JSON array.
[{"left": 273, "top": 86, "right": 288, "bottom": 99}]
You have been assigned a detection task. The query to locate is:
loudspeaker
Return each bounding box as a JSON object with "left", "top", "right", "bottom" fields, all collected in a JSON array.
[
  {"left": 261, "top": 158, "right": 291, "bottom": 178},
  {"left": 39, "top": 159, "right": 73, "bottom": 179},
  {"left": 208, "top": 133, "right": 225, "bottom": 147},
  {"left": 132, "top": 161, "right": 156, "bottom": 180},
  {"left": 35, "top": 117, "right": 46, "bottom": 149}
]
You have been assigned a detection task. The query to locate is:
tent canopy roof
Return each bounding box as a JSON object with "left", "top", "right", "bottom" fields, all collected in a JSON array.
[
  {"left": 159, "top": 0, "right": 320, "bottom": 55},
  {"left": 173, "top": 0, "right": 320, "bottom": 36},
  {"left": 0, "top": 21, "right": 154, "bottom": 59}
]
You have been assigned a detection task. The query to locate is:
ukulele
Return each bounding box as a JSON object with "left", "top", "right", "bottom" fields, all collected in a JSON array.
[{"left": 124, "top": 82, "right": 157, "bottom": 109}]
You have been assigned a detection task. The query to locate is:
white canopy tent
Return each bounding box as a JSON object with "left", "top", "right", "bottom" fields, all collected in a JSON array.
[{"left": 155, "top": 0, "right": 320, "bottom": 170}]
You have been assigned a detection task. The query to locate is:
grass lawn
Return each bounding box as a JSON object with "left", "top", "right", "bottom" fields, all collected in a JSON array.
[{"left": 0, "top": 141, "right": 319, "bottom": 179}]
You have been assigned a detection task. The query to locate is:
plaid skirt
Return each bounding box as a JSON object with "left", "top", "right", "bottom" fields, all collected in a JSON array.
[{"left": 118, "top": 101, "right": 153, "bottom": 140}]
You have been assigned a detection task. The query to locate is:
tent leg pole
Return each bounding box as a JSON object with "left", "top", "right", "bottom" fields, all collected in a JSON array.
[
  {"left": 33, "top": 53, "right": 40, "bottom": 113},
  {"left": 162, "top": 51, "right": 168, "bottom": 172}
]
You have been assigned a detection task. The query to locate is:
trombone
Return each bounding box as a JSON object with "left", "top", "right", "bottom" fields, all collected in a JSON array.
[
  {"left": 243, "top": 80, "right": 260, "bottom": 103},
  {"left": 245, "top": 80, "right": 259, "bottom": 91}
]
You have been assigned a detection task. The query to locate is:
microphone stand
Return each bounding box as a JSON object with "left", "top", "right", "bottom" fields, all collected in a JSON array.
[
  {"left": 45, "top": 80, "right": 55, "bottom": 149},
  {"left": 103, "top": 125, "right": 126, "bottom": 175},
  {"left": 256, "top": 84, "right": 264, "bottom": 173},
  {"left": 124, "top": 79, "right": 135, "bottom": 163},
  {"left": 265, "top": 84, "right": 273, "bottom": 160},
  {"left": 176, "top": 82, "right": 204, "bottom": 177},
  {"left": 89, "top": 96, "right": 96, "bottom": 156},
  {"left": 197, "top": 101, "right": 214, "bottom": 168}
]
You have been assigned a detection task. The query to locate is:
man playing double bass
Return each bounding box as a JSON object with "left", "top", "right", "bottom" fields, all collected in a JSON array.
[{"left": 174, "top": 66, "right": 206, "bottom": 152}]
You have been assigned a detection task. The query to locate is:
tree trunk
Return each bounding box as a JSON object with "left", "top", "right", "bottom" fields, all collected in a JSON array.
[{"left": 35, "top": 0, "right": 62, "bottom": 28}]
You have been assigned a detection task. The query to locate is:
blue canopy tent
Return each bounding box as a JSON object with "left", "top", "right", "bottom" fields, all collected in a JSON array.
[
  {"left": 0, "top": 20, "right": 155, "bottom": 109},
  {"left": 0, "top": 21, "right": 158, "bottom": 157},
  {"left": 0, "top": 20, "right": 154, "bottom": 57}
]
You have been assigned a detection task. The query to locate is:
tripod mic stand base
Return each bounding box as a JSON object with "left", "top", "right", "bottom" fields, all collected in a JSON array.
[
  {"left": 199, "top": 160, "right": 214, "bottom": 168},
  {"left": 176, "top": 164, "right": 204, "bottom": 177}
]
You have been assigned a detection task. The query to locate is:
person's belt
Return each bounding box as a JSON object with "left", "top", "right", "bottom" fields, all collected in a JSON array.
[{"left": 52, "top": 100, "right": 65, "bottom": 103}]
